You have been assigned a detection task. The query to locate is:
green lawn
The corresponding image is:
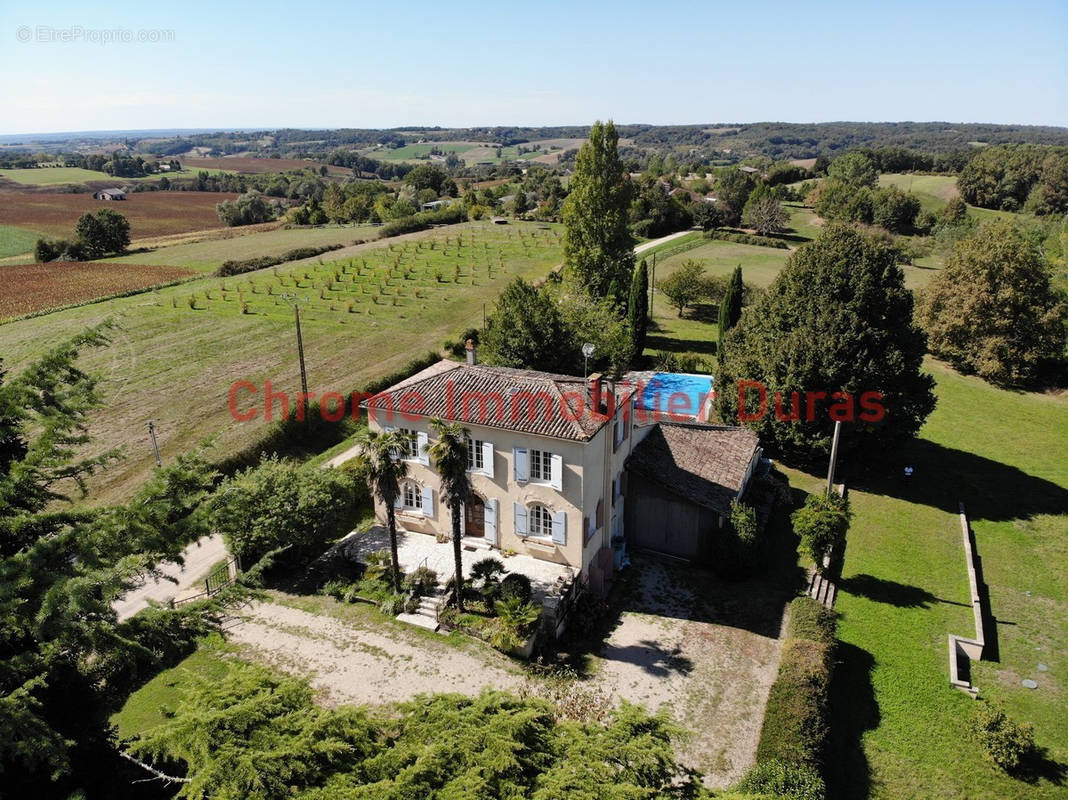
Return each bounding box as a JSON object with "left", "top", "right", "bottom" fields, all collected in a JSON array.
[
  {"left": 821, "top": 360, "right": 1068, "bottom": 799},
  {"left": 111, "top": 634, "right": 238, "bottom": 740},
  {"left": 784, "top": 203, "right": 823, "bottom": 241},
  {"left": 105, "top": 224, "right": 382, "bottom": 273},
  {"left": 0, "top": 221, "right": 563, "bottom": 504},
  {"left": 0, "top": 223, "right": 41, "bottom": 258},
  {"left": 653, "top": 238, "right": 791, "bottom": 289}
]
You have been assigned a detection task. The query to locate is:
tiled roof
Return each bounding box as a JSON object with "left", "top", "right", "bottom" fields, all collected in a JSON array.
[
  {"left": 364, "top": 360, "right": 635, "bottom": 442},
  {"left": 625, "top": 423, "right": 761, "bottom": 515}
]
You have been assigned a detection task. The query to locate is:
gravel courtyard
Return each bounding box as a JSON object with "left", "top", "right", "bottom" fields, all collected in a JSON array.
[{"left": 227, "top": 555, "right": 788, "bottom": 788}]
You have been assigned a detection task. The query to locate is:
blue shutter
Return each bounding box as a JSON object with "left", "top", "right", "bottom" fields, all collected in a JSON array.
[
  {"left": 514, "top": 502, "right": 528, "bottom": 535},
  {"left": 417, "top": 431, "right": 429, "bottom": 465},
  {"left": 421, "top": 486, "right": 434, "bottom": 517},
  {"left": 550, "top": 454, "right": 563, "bottom": 491},
  {"left": 514, "top": 447, "right": 528, "bottom": 482},
  {"left": 551, "top": 510, "right": 566, "bottom": 545},
  {"left": 485, "top": 498, "right": 498, "bottom": 544}
]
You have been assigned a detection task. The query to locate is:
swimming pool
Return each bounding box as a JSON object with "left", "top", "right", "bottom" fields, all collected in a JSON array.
[{"left": 636, "top": 372, "right": 714, "bottom": 420}]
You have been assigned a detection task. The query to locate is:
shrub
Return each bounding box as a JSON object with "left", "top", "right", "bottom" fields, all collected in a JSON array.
[
  {"left": 706, "top": 229, "right": 790, "bottom": 249},
  {"left": 404, "top": 566, "right": 439, "bottom": 596},
  {"left": 469, "top": 557, "right": 507, "bottom": 599},
  {"left": 212, "top": 455, "right": 358, "bottom": 567},
  {"left": 499, "top": 572, "right": 533, "bottom": 604},
  {"left": 756, "top": 638, "right": 834, "bottom": 767},
  {"left": 34, "top": 238, "right": 60, "bottom": 262},
  {"left": 786, "top": 596, "right": 838, "bottom": 646},
  {"left": 490, "top": 596, "right": 541, "bottom": 651},
  {"left": 216, "top": 243, "right": 344, "bottom": 277},
  {"left": 736, "top": 759, "right": 826, "bottom": 800},
  {"left": 380, "top": 205, "right": 467, "bottom": 238},
  {"left": 792, "top": 491, "right": 851, "bottom": 575},
  {"left": 971, "top": 700, "right": 1036, "bottom": 772}
]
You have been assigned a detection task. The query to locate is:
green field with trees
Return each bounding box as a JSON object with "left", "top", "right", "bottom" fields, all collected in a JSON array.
[{"left": 0, "top": 221, "right": 563, "bottom": 504}]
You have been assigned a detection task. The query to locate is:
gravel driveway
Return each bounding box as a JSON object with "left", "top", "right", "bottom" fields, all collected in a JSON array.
[
  {"left": 228, "top": 597, "right": 525, "bottom": 706},
  {"left": 590, "top": 556, "right": 788, "bottom": 788}
]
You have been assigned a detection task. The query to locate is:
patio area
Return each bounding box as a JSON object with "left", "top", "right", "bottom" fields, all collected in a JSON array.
[{"left": 338, "top": 525, "right": 576, "bottom": 603}]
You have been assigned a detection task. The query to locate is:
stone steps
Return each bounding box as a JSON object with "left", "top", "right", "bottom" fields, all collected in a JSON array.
[
  {"left": 397, "top": 589, "right": 446, "bottom": 633},
  {"left": 807, "top": 571, "right": 837, "bottom": 609}
]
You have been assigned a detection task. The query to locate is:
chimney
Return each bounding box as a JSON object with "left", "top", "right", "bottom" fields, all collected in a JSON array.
[
  {"left": 588, "top": 372, "right": 602, "bottom": 414},
  {"left": 465, "top": 338, "right": 478, "bottom": 366}
]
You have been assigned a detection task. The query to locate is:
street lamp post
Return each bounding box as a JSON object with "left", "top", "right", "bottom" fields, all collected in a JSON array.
[
  {"left": 281, "top": 294, "right": 309, "bottom": 397},
  {"left": 582, "top": 342, "right": 595, "bottom": 379}
]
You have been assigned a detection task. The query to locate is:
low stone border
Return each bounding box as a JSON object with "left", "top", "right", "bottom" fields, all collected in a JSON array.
[{"left": 948, "top": 501, "right": 986, "bottom": 696}]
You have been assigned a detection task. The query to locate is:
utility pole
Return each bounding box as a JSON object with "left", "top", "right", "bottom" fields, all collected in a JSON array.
[
  {"left": 281, "top": 294, "right": 309, "bottom": 397},
  {"left": 147, "top": 419, "right": 162, "bottom": 468},
  {"left": 826, "top": 420, "right": 842, "bottom": 495}
]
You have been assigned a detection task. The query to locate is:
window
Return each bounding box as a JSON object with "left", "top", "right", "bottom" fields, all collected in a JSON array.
[
  {"left": 398, "top": 428, "right": 419, "bottom": 459},
  {"left": 529, "top": 449, "right": 553, "bottom": 481},
  {"left": 529, "top": 503, "right": 553, "bottom": 538},
  {"left": 465, "top": 433, "right": 484, "bottom": 471},
  {"left": 402, "top": 481, "right": 422, "bottom": 510}
]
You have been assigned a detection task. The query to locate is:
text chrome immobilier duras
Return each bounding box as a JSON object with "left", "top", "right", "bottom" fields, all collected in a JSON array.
[{"left": 227, "top": 379, "right": 886, "bottom": 425}]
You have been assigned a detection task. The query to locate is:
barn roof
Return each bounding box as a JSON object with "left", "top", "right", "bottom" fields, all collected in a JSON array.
[
  {"left": 363, "top": 359, "right": 634, "bottom": 442},
  {"left": 626, "top": 423, "right": 760, "bottom": 515}
]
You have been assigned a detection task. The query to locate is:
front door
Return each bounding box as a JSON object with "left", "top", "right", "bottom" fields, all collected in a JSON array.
[{"left": 465, "top": 495, "right": 485, "bottom": 538}]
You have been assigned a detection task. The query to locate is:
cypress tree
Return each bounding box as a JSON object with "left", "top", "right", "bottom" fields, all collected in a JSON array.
[
  {"left": 717, "top": 265, "right": 743, "bottom": 363},
  {"left": 627, "top": 260, "right": 650, "bottom": 365}
]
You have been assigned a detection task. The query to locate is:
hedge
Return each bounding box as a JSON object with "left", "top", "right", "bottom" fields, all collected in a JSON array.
[
  {"left": 747, "top": 595, "right": 838, "bottom": 792},
  {"left": 215, "top": 242, "right": 348, "bottom": 277},
  {"left": 706, "top": 230, "right": 791, "bottom": 249},
  {"left": 380, "top": 205, "right": 467, "bottom": 238}
]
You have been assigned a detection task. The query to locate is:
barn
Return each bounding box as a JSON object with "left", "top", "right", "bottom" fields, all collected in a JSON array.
[
  {"left": 624, "top": 423, "right": 762, "bottom": 562},
  {"left": 93, "top": 188, "right": 126, "bottom": 200}
]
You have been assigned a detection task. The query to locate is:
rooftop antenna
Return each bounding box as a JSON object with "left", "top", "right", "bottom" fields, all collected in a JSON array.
[{"left": 582, "top": 342, "right": 595, "bottom": 379}]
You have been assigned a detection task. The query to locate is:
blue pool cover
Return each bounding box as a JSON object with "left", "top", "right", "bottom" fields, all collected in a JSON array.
[{"left": 636, "top": 372, "right": 713, "bottom": 418}]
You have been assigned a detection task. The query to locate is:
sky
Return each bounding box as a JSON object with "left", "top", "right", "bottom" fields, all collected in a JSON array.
[{"left": 1, "top": 0, "right": 1066, "bottom": 135}]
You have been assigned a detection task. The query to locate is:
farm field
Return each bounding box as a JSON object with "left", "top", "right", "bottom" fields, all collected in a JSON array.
[
  {"left": 0, "top": 221, "right": 564, "bottom": 504},
  {"left": 0, "top": 166, "right": 114, "bottom": 185},
  {"left": 362, "top": 139, "right": 578, "bottom": 165},
  {"left": 0, "top": 262, "right": 196, "bottom": 319},
  {"left": 818, "top": 361, "right": 1068, "bottom": 800},
  {"left": 180, "top": 156, "right": 351, "bottom": 175},
  {"left": 0, "top": 223, "right": 42, "bottom": 258},
  {"left": 0, "top": 190, "right": 237, "bottom": 240},
  {"left": 106, "top": 224, "right": 381, "bottom": 273},
  {"left": 0, "top": 165, "right": 232, "bottom": 186}
]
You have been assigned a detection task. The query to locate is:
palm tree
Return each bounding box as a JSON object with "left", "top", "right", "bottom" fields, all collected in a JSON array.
[
  {"left": 356, "top": 429, "right": 409, "bottom": 593},
  {"left": 427, "top": 418, "right": 472, "bottom": 611}
]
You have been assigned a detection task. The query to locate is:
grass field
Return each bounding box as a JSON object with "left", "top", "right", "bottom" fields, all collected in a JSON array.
[
  {"left": 0, "top": 221, "right": 563, "bottom": 504},
  {"left": 180, "top": 156, "right": 350, "bottom": 175},
  {"left": 0, "top": 190, "right": 237, "bottom": 240},
  {"left": 106, "top": 224, "right": 381, "bottom": 273},
  {"left": 817, "top": 361, "right": 1068, "bottom": 800},
  {"left": 0, "top": 223, "right": 41, "bottom": 258},
  {"left": 0, "top": 262, "right": 196, "bottom": 319},
  {"left": 639, "top": 238, "right": 791, "bottom": 364},
  {"left": 364, "top": 140, "right": 564, "bottom": 165},
  {"left": 0, "top": 167, "right": 114, "bottom": 185}
]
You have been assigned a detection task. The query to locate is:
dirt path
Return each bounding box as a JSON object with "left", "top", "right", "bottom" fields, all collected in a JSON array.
[
  {"left": 227, "top": 599, "right": 525, "bottom": 705},
  {"left": 113, "top": 534, "right": 228, "bottom": 621}
]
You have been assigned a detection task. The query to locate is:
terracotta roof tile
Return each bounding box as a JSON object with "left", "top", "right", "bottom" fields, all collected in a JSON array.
[
  {"left": 364, "top": 360, "right": 635, "bottom": 442},
  {"left": 626, "top": 423, "right": 761, "bottom": 515}
]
